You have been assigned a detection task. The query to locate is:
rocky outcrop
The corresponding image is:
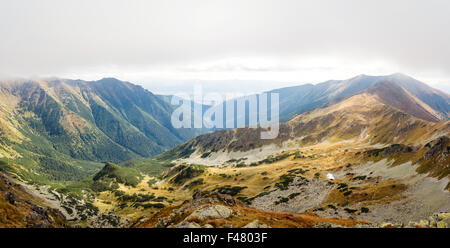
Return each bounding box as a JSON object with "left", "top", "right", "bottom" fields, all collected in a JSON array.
[
  {"left": 153, "top": 190, "right": 237, "bottom": 228},
  {"left": 174, "top": 221, "right": 202, "bottom": 228},
  {"left": 424, "top": 136, "right": 449, "bottom": 160},
  {"left": 186, "top": 205, "right": 233, "bottom": 222},
  {"left": 364, "top": 144, "right": 414, "bottom": 157},
  {"left": 192, "top": 190, "right": 237, "bottom": 206},
  {"left": 24, "top": 205, "right": 67, "bottom": 228},
  {"left": 0, "top": 171, "right": 66, "bottom": 227}
]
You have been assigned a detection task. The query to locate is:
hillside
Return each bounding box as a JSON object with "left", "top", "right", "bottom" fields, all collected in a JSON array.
[
  {"left": 0, "top": 169, "right": 66, "bottom": 227},
  {"left": 132, "top": 190, "right": 368, "bottom": 228},
  {"left": 367, "top": 81, "right": 442, "bottom": 122},
  {"left": 0, "top": 78, "right": 205, "bottom": 183},
  {"left": 271, "top": 73, "right": 450, "bottom": 121}
]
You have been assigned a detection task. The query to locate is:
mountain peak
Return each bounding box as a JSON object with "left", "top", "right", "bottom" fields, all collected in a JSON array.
[
  {"left": 388, "top": 72, "right": 409, "bottom": 77},
  {"left": 98, "top": 77, "right": 122, "bottom": 82}
]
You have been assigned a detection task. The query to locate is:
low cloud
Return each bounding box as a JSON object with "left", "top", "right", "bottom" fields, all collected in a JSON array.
[{"left": 0, "top": 0, "right": 449, "bottom": 92}]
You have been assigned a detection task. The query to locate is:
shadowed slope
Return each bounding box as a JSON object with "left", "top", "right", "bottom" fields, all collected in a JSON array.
[{"left": 367, "top": 80, "right": 441, "bottom": 122}]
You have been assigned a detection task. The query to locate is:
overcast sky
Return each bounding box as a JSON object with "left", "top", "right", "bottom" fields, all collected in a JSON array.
[{"left": 1, "top": 0, "right": 449, "bottom": 94}]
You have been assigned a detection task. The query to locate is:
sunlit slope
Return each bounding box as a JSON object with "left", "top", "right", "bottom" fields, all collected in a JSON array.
[
  {"left": 0, "top": 170, "right": 66, "bottom": 227},
  {"left": 0, "top": 78, "right": 203, "bottom": 183},
  {"left": 273, "top": 73, "right": 450, "bottom": 121}
]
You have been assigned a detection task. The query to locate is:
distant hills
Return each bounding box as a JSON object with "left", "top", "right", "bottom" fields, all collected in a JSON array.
[
  {"left": 272, "top": 73, "right": 449, "bottom": 121},
  {"left": 204, "top": 73, "right": 449, "bottom": 127}
]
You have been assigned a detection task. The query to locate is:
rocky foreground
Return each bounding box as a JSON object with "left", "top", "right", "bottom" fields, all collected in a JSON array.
[
  {"left": 130, "top": 190, "right": 449, "bottom": 228},
  {"left": 0, "top": 171, "right": 66, "bottom": 228}
]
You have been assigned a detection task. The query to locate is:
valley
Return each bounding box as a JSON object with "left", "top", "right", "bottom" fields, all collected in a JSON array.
[{"left": 0, "top": 74, "right": 449, "bottom": 228}]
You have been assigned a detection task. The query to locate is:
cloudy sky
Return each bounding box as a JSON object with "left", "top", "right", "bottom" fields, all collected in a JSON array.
[{"left": 1, "top": 0, "right": 449, "bottom": 94}]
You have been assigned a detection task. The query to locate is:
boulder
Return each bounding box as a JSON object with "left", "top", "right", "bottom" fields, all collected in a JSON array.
[
  {"left": 243, "top": 219, "right": 270, "bottom": 228},
  {"left": 192, "top": 190, "right": 236, "bottom": 206},
  {"left": 314, "top": 222, "right": 346, "bottom": 228},
  {"left": 156, "top": 217, "right": 171, "bottom": 228},
  {"left": 4, "top": 192, "right": 16, "bottom": 205},
  {"left": 174, "top": 221, "right": 201, "bottom": 228},
  {"left": 187, "top": 205, "right": 233, "bottom": 222}
]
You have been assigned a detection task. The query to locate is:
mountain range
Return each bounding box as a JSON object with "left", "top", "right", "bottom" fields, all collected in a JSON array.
[
  {"left": 0, "top": 73, "right": 449, "bottom": 228},
  {"left": 0, "top": 78, "right": 204, "bottom": 182},
  {"left": 273, "top": 73, "right": 449, "bottom": 121}
]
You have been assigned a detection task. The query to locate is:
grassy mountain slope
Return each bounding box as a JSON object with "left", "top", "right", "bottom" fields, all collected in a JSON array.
[
  {"left": 0, "top": 78, "right": 205, "bottom": 183},
  {"left": 272, "top": 73, "right": 450, "bottom": 121}
]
